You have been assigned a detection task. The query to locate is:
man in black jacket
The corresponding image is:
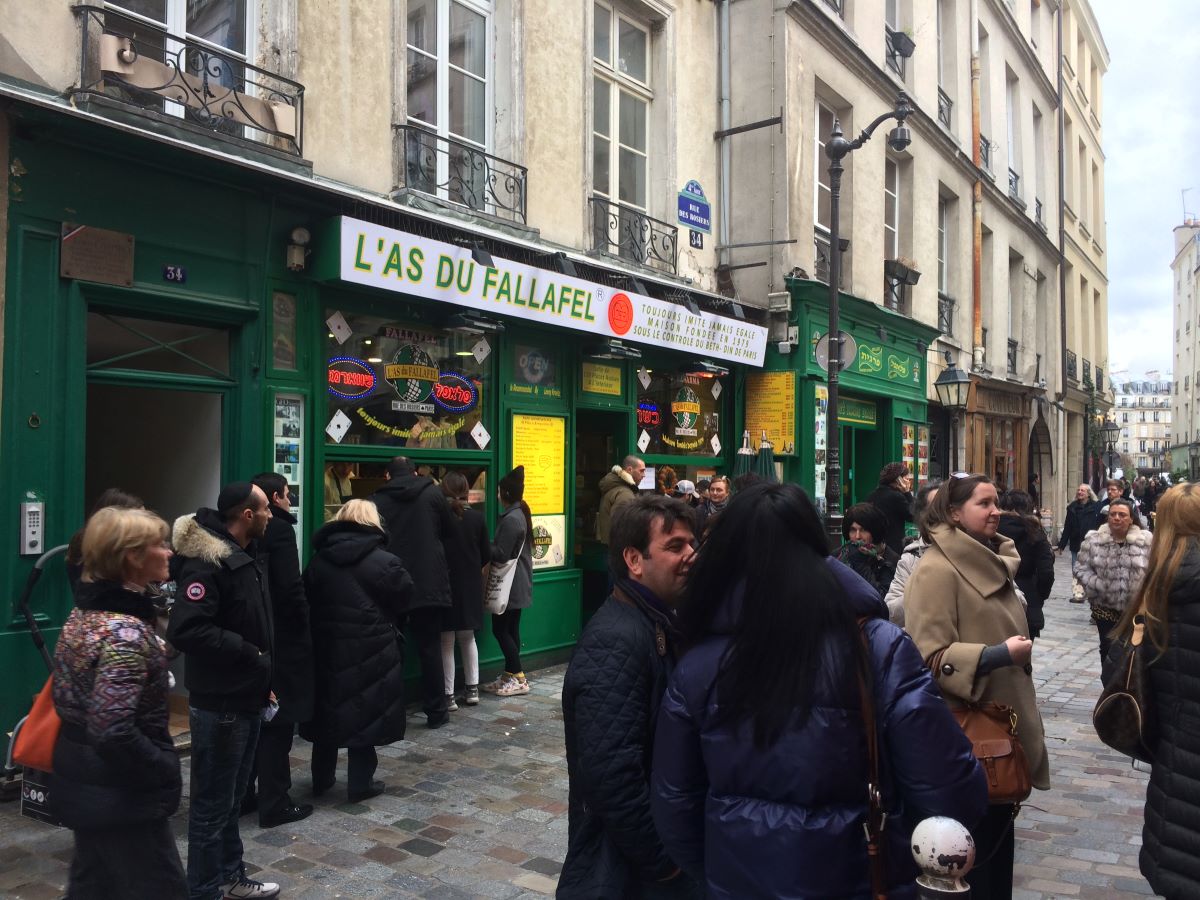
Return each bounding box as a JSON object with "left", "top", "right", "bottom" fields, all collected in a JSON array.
[
  {"left": 372, "top": 456, "right": 457, "bottom": 728},
  {"left": 559, "top": 495, "right": 701, "bottom": 898},
  {"left": 168, "top": 482, "right": 281, "bottom": 900},
  {"left": 247, "top": 472, "right": 314, "bottom": 829}
]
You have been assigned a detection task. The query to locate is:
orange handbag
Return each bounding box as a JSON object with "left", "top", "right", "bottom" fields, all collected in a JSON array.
[{"left": 13, "top": 677, "right": 61, "bottom": 773}]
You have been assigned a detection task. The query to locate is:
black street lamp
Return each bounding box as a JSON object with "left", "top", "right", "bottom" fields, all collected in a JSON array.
[
  {"left": 1100, "top": 418, "right": 1121, "bottom": 478},
  {"left": 933, "top": 351, "right": 972, "bottom": 473},
  {"left": 823, "top": 92, "right": 914, "bottom": 540}
]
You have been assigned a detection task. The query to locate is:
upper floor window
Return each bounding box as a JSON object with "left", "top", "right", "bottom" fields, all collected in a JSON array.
[
  {"left": 937, "top": 196, "right": 950, "bottom": 295},
  {"left": 884, "top": 157, "right": 900, "bottom": 259},
  {"left": 406, "top": 0, "right": 490, "bottom": 150},
  {"left": 593, "top": 2, "right": 651, "bottom": 212},
  {"left": 106, "top": 0, "right": 251, "bottom": 56}
]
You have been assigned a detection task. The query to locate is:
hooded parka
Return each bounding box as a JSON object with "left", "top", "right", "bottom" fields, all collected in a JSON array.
[
  {"left": 372, "top": 473, "right": 456, "bottom": 611},
  {"left": 301, "top": 521, "right": 414, "bottom": 748},
  {"left": 596, "top": 466, "right": 638, "bottom": 544}
]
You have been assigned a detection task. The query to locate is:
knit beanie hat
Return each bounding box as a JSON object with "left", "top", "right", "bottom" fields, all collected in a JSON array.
[{"left": 499, "top": 466, "right": 525, "bottom": 499}]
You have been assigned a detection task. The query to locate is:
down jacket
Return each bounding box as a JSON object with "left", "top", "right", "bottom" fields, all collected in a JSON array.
[
  {"left": 1074, "top": 523, "right": 1153, "bottom": 617},
  {"left": 883, "top": 537, "right": 928, "bottom": 626},
  {"left": 51, "top": 582, "right": 180, "bottom": 829},
  {"left": 650, "top": 559, "right": 987, "bottom": 899},
  {"left": 1139, "top": 543, "right": 1200, "bottom": 898},
  {"left": 301, "top": 521, "right": 413, "bottom": 748},
  {"left": 372, "top": 472, "right": 456, "bottom": 611},
  {"left": 596, "top": 466, "right": 638, "bottom": 544}
]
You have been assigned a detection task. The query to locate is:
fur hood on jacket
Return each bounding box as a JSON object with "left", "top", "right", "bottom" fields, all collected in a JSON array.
[
  {"left": 172, "top": 510, "right": 238, "bottom": 565},
  {"left": 1074, "top": 523, "right": 1152, "bottom": 614}
]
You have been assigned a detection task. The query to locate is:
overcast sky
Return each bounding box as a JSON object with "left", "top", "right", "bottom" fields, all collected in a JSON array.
[{"left": 1091, "top": 0, "right": 1200, "bottom": 383}]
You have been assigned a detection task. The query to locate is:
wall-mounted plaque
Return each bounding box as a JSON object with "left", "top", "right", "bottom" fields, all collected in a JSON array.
[{"left": 60, "top": 223, "right": 134, "bottom": 286}]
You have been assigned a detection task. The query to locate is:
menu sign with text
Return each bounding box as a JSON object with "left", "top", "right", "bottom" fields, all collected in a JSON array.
[
  {"left": 744, "top": 371, "right": 797, "bottom": 455},
  {"left": 511, "top": 414, "right": 566, "bottom": 515}
]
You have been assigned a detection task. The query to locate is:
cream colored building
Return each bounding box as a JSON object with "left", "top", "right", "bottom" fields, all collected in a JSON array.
[
  {"left": 1170, "top": 222, "right": 1200, "bottom": 476},
  {"left": 1112, "top": 372, "right": 1172, "bottom": 476}
]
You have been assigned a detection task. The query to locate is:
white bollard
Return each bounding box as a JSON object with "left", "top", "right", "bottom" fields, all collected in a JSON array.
[{"left": 911, "top": 816, "right": 974, "bottom": 896}]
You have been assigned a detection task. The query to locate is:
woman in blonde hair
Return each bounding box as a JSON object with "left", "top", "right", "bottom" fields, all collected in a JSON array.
[
  {"left": 52, "top": 506, "right": 187, "bottom": 898},
  {"left": 302, "top": 499, "right": 413, "bottom": 802},
  {"left": 1113, "top": 483, "right": 1200, "bottom": 899}
]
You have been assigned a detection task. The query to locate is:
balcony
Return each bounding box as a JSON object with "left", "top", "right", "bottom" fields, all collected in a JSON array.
[
  {"left": 1007, "top": 339, "right": 1019, "bottom": 376},
  {"left": 73, "top": 5, "right": 304, "bottom": 157},
  {"left": 397, "top": 125, "right": 528, "bottom": 225},
  {"left": 590, "top": 197, "right": 678, "bottom": 276},
  {"left": 821, "top": 0, "right": 845, "bottom": 17},
  {"left": 937, "top": 88, "right": 953, "bottom": 129},
  {"left": 979, "top": 134, "right": 993, "bottom": 174},
  {"left": 1066, "top": 349, "right": 1078, "bottom": 382},
  {"left": 1083, "top": 358, "right": 1093, "bottom": 387},
  {"left": 1096, "top": 367, "right": 1104, "bottom": 392},
  {"left": 1007, "top": 168, "right": 1023, "bottom": 205},
  {"left": 937, "top": 294, "right": 955, "bottom": 336},
  {"left": 1035, "top": 197, "right": 1046, "bottom": 232},
  {"left": 885, "top": 27, "right": 911, "bottom": 79}
]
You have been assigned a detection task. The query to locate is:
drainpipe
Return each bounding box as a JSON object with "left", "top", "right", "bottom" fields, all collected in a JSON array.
[
  {"left": 718, "top": 0, "right": 732, "bottom": 271},
  {"left": 970, "top": 0, "right": 983, "bottom": 372}
]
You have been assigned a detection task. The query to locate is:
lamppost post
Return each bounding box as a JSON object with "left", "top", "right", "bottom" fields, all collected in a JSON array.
[{"left": 824, "top": 93, "right": 913, "bottom": 544}]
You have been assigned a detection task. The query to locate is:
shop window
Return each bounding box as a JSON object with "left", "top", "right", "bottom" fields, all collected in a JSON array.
[
  {"left": 322, "top": 461, "right": 488, "bottom": 522},
  {"left": 324, "top": 311, "right": 489, "bottom": 448},
  {"left": 508, "top": 343, "right": 563, "bottom": 399},
  {"left": 636, "top": 369, "right": 726, "bottom": 457}
]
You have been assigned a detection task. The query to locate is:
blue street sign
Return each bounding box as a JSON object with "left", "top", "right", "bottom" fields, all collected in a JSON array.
[{"left": 677, "top": 180, "right": 712, "bottom": 234}]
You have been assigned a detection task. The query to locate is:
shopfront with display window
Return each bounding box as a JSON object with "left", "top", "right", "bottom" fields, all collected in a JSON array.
[{"left": 967, "top": 384, "right": 1031, "bottom": 492}]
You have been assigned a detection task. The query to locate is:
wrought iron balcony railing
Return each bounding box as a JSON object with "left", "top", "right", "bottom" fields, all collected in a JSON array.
[
  {"left": 884, "top": 27, "right": 906, "bottom": 78},
  {"left": 1066, "top": 349, "right": 1078, "bottom": 382},
  {"left": 73, "top": 5, "right": 304, "bottom": 157},
  {"left": 1035, "top": 197, "right": 1046, "bottom": 231},
  {"left": 1007, "top": 339, "right": 1019, "bottom": 376},
  {"left": 937, "top": 87, "right": 953, "bottom": 129},
  {"left": 822, "top": 0, "right": 845, "bottom": 17},
  {"left": 979, "top": 134, "right": 993, "bottom": 173},
  {"left": 1096, "top": 367, "right": 1104, "bottom": 392},
  {"left": 590, "top": 196, "right": 678, "bottom": 276},
  {"left": 1008, "top": 168, "right": 1021, "bottom": 202},
  {"left": 938, "top": 294, "right": 955, "bottom": 336},
  {"left": 398, "top": 125, "right": 527, "bottom": 225},
  {"left": 1083, "top": 358, "right": 1093, "bottom": 387}
]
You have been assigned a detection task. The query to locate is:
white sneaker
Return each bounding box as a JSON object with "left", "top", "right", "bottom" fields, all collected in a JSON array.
[
  {"left": 222, "top": 873, "right": 281, "bottom": 899},
  {"left": 495, "top": 677, "right": 531, "bottom": 697}
]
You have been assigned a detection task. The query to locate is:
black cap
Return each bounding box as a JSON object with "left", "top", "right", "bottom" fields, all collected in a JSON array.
[{"left": 217, "top": 481, "right": 256, "bottom": 516}]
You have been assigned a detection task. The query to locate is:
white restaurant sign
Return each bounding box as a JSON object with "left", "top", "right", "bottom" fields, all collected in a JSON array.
[{"left": 323, "top": 216, "right": 767, "bottom": 366}]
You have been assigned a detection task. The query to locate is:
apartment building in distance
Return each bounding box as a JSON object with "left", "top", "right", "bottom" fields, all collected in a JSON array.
[
  {"left": 1112, "top": 372, "right": 1172, "bottom": 476},
  {"left": 1170, "top": 220, "right": 1200, "bottom": 478}
]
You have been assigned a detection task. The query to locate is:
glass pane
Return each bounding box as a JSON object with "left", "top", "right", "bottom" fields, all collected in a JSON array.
[
  {"left": 817, "top": 184, "right": 831, "bottom": 230},
  {"left": 187, "top": 0, "right": 246, "bottom": 55},
  {"left": 618, "top": 147, "right": 646, "bottom": 206},
  {"left": 594, "top": 3, "right": 611, "bottom": 62},
  {"left": 449, "top": 70, "right": 486, "bottom": 144},
  {"left": 407, "top": 49, "right": 438, "bottom": 126},
  {"left": 407, "top": 0, "right": 437, "bottom": 54},
  {"left": 450, "top": 2, "right": 486, "bottom": 77},
  {"left": 635, "top": 372, "right": 727, "bottom": 457},
  {"left": 108, "top": 0, "right": 167, "bottom": 23},
  {"left": 593, "top": 136, "right": 610, "bottom": 194},
  {"left": 618, "top": 18, "right": 647, "bottom": 82},
  {"left": 593, "top": 76, "right": 610, "bottom": 136},
  {"left": 619, "top": 91, "right": 646, "bottom": 151},
  {"left": 272, "top": 292, "right": 297, "bottom": 371},
  {"left": 87, "top": 313, "right": 231, "bottom": 377}
]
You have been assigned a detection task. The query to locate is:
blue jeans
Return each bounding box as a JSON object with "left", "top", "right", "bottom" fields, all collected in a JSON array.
[{"left": 186, "top": 708, "right": 261, "bottom": 900}]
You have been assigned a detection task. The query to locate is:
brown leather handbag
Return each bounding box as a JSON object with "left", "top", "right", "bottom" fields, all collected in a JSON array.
[{"left": 1092, "top": 607, "right": 1156, "bottom": 763}]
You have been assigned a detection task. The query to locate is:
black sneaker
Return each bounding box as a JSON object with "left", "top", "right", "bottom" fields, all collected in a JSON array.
[{"left": 259, "top": 802, "right": 314, "bottom": 829}]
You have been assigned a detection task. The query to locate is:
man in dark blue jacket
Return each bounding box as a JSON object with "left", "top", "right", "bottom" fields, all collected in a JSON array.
[{"left": 559, "top": 495, "right": 701, "bottom": 899}]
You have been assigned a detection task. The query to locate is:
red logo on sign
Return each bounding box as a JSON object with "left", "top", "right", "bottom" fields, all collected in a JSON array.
[{"left": 608, "top": 293, "right": 634, "bottom": 336}]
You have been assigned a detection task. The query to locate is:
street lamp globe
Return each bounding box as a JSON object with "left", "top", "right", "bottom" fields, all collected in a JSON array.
[
  {"left": 933, "top": 352, "right": 971, "bottom": 411},
  {"left": 1101, "top": 419, "right": 1121, "bottom": 445}
]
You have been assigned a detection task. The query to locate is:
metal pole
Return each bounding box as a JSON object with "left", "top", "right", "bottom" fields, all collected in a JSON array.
[{"left": 825, "top": 130, "right": 846, "bottom": 545}]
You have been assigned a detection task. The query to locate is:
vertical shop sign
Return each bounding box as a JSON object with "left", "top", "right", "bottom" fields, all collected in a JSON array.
[
  {"left": 511, "top": 414, "right": 567, "bottom": 569},
  {"left": 273, "top": 393, "right": 305, "bottom": 541},
  {"left": 814, "top": 385, "right": 829, "bottom": 515}
]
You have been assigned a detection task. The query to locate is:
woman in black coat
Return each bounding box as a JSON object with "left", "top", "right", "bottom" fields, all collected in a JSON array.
[
  {"left": 1056, "top": 483, "right": 1100, "bottom": 566},
  {"left": 866, "top": 462, "right": 915, "bottom": 555},
  {"left": 440, "top": 472, "right": 491, "bottom": 709},
  {"left": 301, "top": 499, "right": 413, "bottom": 803},
  {"left": 997, "top": 490, "right": 1055, "bottom": 639},
  {"left": 833, "top": 502, "right": 899, "bottom": 599}
]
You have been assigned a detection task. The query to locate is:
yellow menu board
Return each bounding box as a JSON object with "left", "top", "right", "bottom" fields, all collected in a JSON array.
[
  {"left": 512, "top": 414, "right": 566, "bottom": 514},
  {"left": 581, "top": 362, "right": 622, "bottom": 396},
  {"left": 744, "top": 371, "right": 797, "bottom": 455}
]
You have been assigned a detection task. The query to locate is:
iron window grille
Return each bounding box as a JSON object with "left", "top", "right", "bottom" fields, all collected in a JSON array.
[
  {"left": 1007, "top": 339, "right": 1019, "bottom": 376},
  {"left": 1096, "top": 367, "right": 1104, "bottom": 392},
  {"left": 1035, "top": 197, "right": 1046, "bottom": 232},
  {"left": 821, "top": 0, "right": 845, "bottom": 17},
  {"left": 885, "top": 27, "right": 906, "bottom": 78},
  {"left": 590, "top": 196, "right": 678, "bottom": 276},
  {"left": 1083, "top": 358, "right": 1093, "bottom": 387},
  {"left": 979, "top": 134, "right": 993, "bottom": 174},
  {"left": 1066, "top": 349, "right": 1078, "bottom": 382},
  {"left": 937, "top": 87, "right": 953, "bottom": 129},
  {"left": 938, "top": 294, "right": 955, "bottom": 336},
  {"left": 1008, "top": 168, "right": 1021, "bottom": 202},
  {"left": 397, "top": 125, "right": 527, "bottom": 225}
]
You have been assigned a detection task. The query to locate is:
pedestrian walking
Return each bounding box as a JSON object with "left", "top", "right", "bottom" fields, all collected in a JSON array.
[
  {"left": 168, "top": 482, "right": 280, "bottom": 900},
  {"left": 883, "top": 480, "right": 940, "bottom": 626},
  {"left": 904, "top": 473, "right": 1050, "bottom": 900},
  {"left": 371, "top": 456, "right": 457, "bottom": 728},
  {"left": 833, "top": 502, "right": 899, "bottom": 599},
  {"left": 1111, "top": 483, "right": 1200, "bottom": 899},
  {"left": 595, "top": 455, "right": 643, "bottom": 545},
  {"left": 559, "top": 494, "right": 702, "bottom": 898},
  {"left": 483, "top": 466, "right": 534, "bottom": 696},
  {"left": 1097, "top": 478, "right": 1145, "bottom": 529},
  {"left": 651, "top": 483, "right": 986, "bottom": 898},
  {"left": 301, "top": 499, "right": 413, "bottom": 804},
  {"left": 997, "top": 490, "right": 1055, "bottom": 640},
  {"left": 1056, "top": 483, "right": 1100, "bottom": 567},
  {"left": 866, "top": 462, "right": 915, "bottom": 554},
  {"left": 439, "top": 471, "right": 490, "bottom": 709},
  {"left": 1074, "top": 498, "right": 1152, "bottom": 666},
  {"left": 52, "top": 506, "right": 188, "bottom": 899}
]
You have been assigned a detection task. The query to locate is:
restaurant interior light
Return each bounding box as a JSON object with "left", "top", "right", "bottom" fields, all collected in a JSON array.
[
  {"left": 682, "top": 359, "right": 730, "bottom": 378},
  {"left": 585, "top": 338, "right": 643, "bottom": 360},
  {"left": 445, "top": 312, "right": 505, "bottom": 335}
]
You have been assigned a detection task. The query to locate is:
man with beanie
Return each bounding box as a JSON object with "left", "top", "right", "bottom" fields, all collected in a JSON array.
[
  {"left": 559, "top": 495, "right": 700, "bottom": 898},
  {"left": 596, "top": 455, "right": 644, "bottom": 545},
  {"left": 168, "top": 483, "right": 280, "bottom": 900},
  {"left": 372, "top": 456, "right": 458, "bottom": 727}
]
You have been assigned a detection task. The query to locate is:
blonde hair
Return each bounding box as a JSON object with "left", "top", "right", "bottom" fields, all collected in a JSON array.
[
  {"left": 81, "top": 507, "right": 169, "bottom": 583},
  {"left": 334, "top": 498, "right": 383, "bottom": 530},
  {"left": 1117, "top": 483, "right": 1200, "bottom": 651}
]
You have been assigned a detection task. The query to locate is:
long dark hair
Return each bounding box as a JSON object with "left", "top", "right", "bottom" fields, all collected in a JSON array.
[
  {"left": 999, "top": 489, "right": 1045, "bottom": 541},
  {"left": 499, "top": 482, "right": 533, "bottom": 538},
  {"left": 680, "top": 483, "right": 859, "bottom": 750},
  {"left": 441, "top": 471, "right": 468, "bottom": 518}
]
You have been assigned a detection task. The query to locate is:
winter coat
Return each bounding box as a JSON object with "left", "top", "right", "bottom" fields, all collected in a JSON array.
[
  {"left": 1095, "top": 498, "right": 1146, "bottom": 531},
  {"left": 1058, "top": 498, "right": 1100, "bottom": 552},
  {"left": 51, "top": 582, "right": 181, "bottom": 829},
  {"left": 445, "top": 506, "right": 491, "bottom": 632},
  {"left": 650, "top": 559, "right": 987, "bottom": 899},
  {"left": 1138, "top": 542, "right": 1200, "bottom": 899},
  {"left": 996, "top": 515, "right": 1055, "bottom": 639},
  {"left": 866, "top": 484, "right": 914, "bottom": 555},
  {"left": 261, "top": 504, "right": 313, "bottom": 723},
  {"left": 694, "top": 498, "right": 729, "bottom": 537},
  {"left": 372, "top": 473, "right": 457, "bottom": 611},
  {"left": 167, "top": 509, "right": 274, "bottom": 714},
  {"left": 833, "top": 540, "right": 898, "bottom": 600},
  {"left": 596, "top": 466, "right": 637, "bottom": 544},
  {"left": 1074, "top": 524, "right": 1153, "bottom": 617},
  {"left": 904, "top": 523, "right": 1051, "bottom": 790},
  {"left": 560, "top": 584, "right": 694, "bottom": 898},
  {"left": 491, "top": 504, "right": 533, "bottom": 611},
  {"left": 883, "top": 537, "right": 928, "bottom": 626},
  {"left": 300, "top": 521, "right": 414, "bottom": 748}
]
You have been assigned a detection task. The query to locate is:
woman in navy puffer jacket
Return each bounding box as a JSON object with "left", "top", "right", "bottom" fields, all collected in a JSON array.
[{"left": 651, "top": 484, "right": 987, "bottom": 899}]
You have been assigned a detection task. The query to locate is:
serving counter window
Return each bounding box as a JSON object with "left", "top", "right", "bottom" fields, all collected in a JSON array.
[
  {"left": 635, "top": 370, "right": 726, "bottom": 457},
  {"left": 324, "top": 311, "right": 489, "bottom": 449}
]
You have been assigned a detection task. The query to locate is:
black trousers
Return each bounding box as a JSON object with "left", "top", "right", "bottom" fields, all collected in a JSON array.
[
  {"left": 408, "top": 607, "right": 447, "bottom": 717},
  {"left": 967, "top": 803, "right": 1016, "bottom": 900},
  {"left": 1095, "top": 617, "right": 1117, "bottom": 669},
  {"left": 310, "top": 743, "right": 378, "bottom": 794},
  {"left": 68, "top": 818, "right": 187, "bottom": 899},
  {"left": 492, "top": 607, "right": 523, "bottom": 674},
  {"left": 256, "top": 717, "right": 296, "bottom": 821}
]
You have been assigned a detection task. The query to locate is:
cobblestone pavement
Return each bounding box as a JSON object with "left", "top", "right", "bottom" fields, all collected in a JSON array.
[{"left": 0, "top": 554, "right": 1164, "bottom": 898}]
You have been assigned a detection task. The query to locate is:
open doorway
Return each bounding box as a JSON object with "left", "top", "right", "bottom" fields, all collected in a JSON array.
[{"left": 575, "top": 409, "right": 628, "bottom": 621}]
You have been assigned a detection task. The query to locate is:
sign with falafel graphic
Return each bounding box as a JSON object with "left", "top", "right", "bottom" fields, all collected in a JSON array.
[{"left": 321, "top": 216, "right": 768, "bottom": 366}]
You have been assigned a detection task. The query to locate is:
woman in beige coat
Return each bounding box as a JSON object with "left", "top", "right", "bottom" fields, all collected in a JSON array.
[{"left": 905, "top": 473, "right": 1049, "bottom": 900}]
